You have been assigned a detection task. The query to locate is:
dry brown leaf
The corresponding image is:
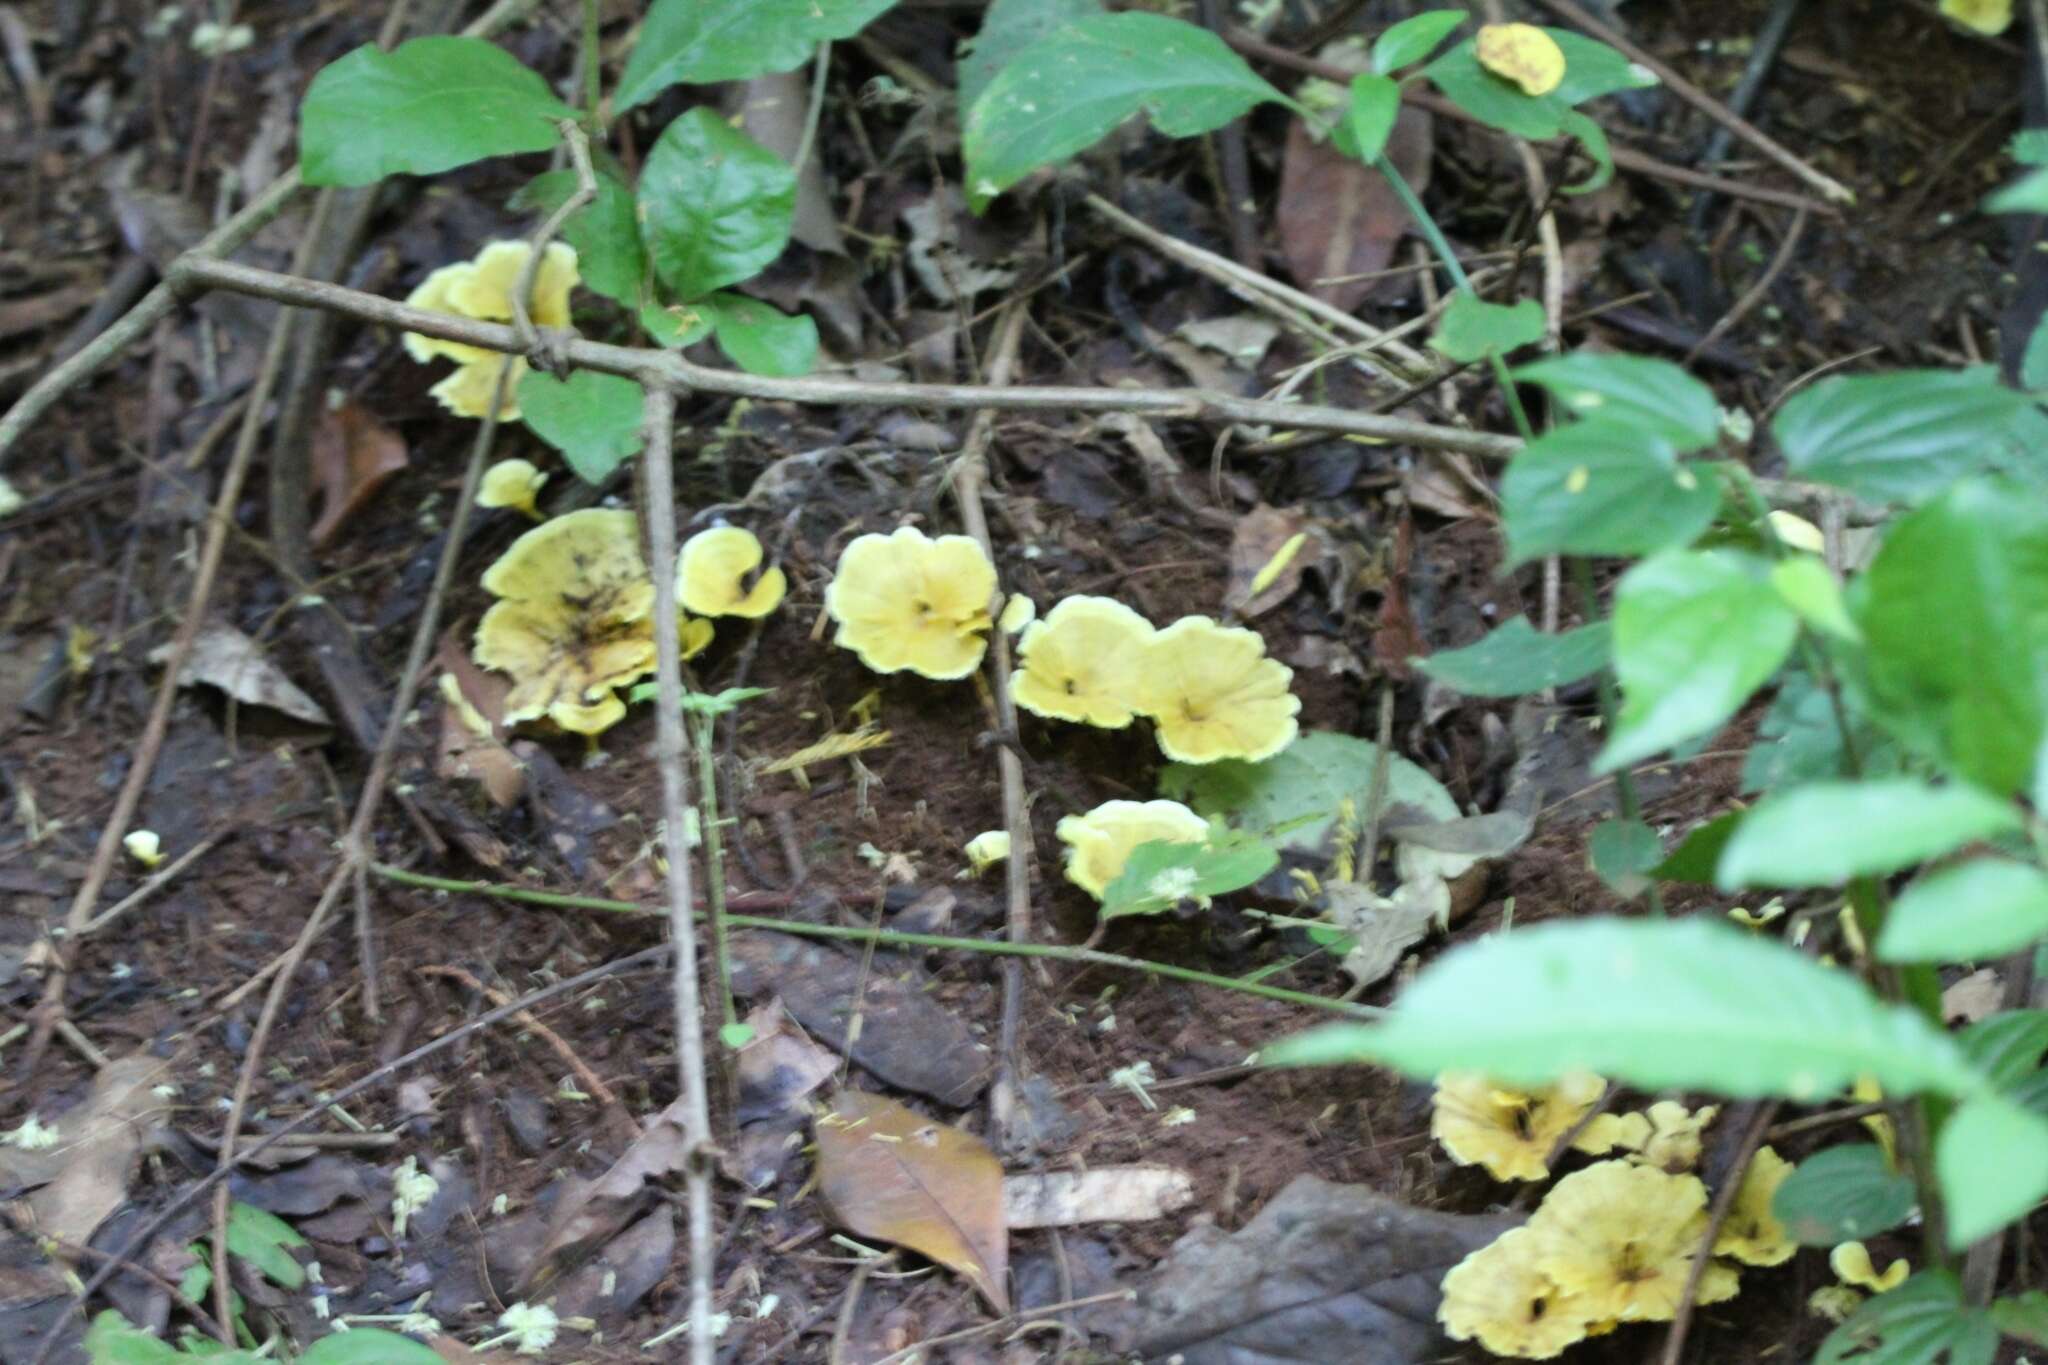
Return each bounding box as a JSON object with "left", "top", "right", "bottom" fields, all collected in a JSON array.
[
  {"left": 1277, "top": 106, "right": 1434, "bottom": 313},
  {"left": 517, "top": 1098, "right": 691, "bottom": 1295},
  {"left": 311, "top": 400, "right": 410, "bottom": 547},
  {"left": 26, "top": 1054, "right": 174, "bottom": 1252},
  {"left": 433, "top": 627, "right": 523, "bottom": 808},
  {"left": 815, "top": 1090, "right": 1009, "bottom": 1313},
  {"left": 1223, "top": 505, "right": 1327, "bottom": 619},
  {"left": 153, "top": 623, "right": 330, "bottom": 726}
]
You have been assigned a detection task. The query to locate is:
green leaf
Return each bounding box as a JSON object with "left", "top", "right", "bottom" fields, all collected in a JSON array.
[
  {"left": 1652, "top": 811, "right": 1741, "bottom": 885},
  {"left": 677, "top": 685, "right": 772, "bottom": 716},
  {"left": 640, "top": 109, "right": 796, "bottom": 301},
  {"left": 1986, "top": 166, "right": 2048, "bottom": 213},
  {"left": 1816, "top": 1273, "right": 1998, "bottom": 1365},
  {"left": 705, "top": 292, "right": 819, "bottom": 377},
  {"left": 1336, "top": 74, "right": 1400, "bottom": 164},
  {"left": 1431, "top": 292, "right": 1545, "bottom": 362},
  {"left": 1499, "top": 424, "right": 1720, "bottom": 565},
  {"left": 517, "top": 370, "right": 646, "bottom": 484},
  {"left": 226, "top": 1200, "right": 306, "bottom": 1290},
  {"left": 1100, "top": 830, "right": 1279, "bottom": 920},
  {"left": 300, "top": 37, "right": 572, "bottom": 187},
  {"left": 1958, "top": 1010, "right": 2048, "bottom": 1089},
  {"left": 719, "top": 1021, "right": 757, "bottom": 1049},
  {"left": 616, "top": 0, "right": 903, "bottom": 110},
  {"left": 1741, "top": 671, "right": 1900, "bottom": 793},
  {"left": 1771, "top": 368, "right": 2035, "bottom": 504},
  {"left": 640, "top": 300, "right": 714, "bottom": 350},
  {"left": 1770, "top": 555, "right": 1859, "bottom": 641},
  {"left": 1991, "top": 1290, "right": 2048, "bottom": 1347},
  {"left": 2021, "top": 318, "right": 2048, "bottom": 391},
  {"left": 512, "top": 169, "right": 646, "bottom": 308},
  {"left": 1412, "top": 617, "right": 1609, "bottom": 697},
  {"left": 962, "top": 13, "right": 1285, "bottom": 211},
  {"left": 1877, "top": 859, "right": 2048, "bottom": 964},
  {"left": 1513, "top": 352, "right": 1722, "bottom": 452},
  {"left": 300, "top": 1330, "right": 448, "bottom": 1365},
  {"left": 1855, "top": 479, "right": 2048, "bottom": 796},
  {"left": 959, "top": 0, "right": 1105, "bottom": 112},
  {"left": 1770, "top": 1145, "right": 1917, "bottom": 1246},
  {"left": 1717, "top": 779, "right": 2023, "bottom": 890},
  {"left": 1264, "top": 916, "right": 1983, "bottom": 1102},
  {"left": 1159, "top": 730, "right": 1454, "bottom": 856},
  {"left": 1600, "top": 550, "right": 1797, "bottom": 773},
  {"left": 1372, "top": 10, "right": 1467, "bottom": 74},
  {"left": 85, "top": 1311, "right": 262, "bottom": 1365},
  {"left": 1421, "top": 30, "right": 1652, "bottom": 191},
  {"left": 1588, "top": 818, "right": 1661, "bottom": 898},
  {"left": 1938, "top": 1092, "right": 2048, "bottom": 1245}
]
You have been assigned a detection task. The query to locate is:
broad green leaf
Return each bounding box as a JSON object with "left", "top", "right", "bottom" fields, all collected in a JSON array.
[
  {"left": 1513, "top": 352, "right": 1721, "bottom": 451},
  {"left": 616, "top": 0, "right": 903, "bottom": 110},
  {"left": 1816, "top": 1273, "right": 1998, "bottom": 1365},
  {"left": 1338, "top": 74, "right": 1400, "bottom": 165},
  {"left": 1372, "top": 10, "right": 1467, "bottom": 74},
  {"left": 1770, "top": 1145, "right": 1916, "bottom": 1245},
  {"left": 1877, "top": 859, "right": 2048, "bottom": 964},
  {"left": 1265, "top": 916, "right": 1984, "bottom": 1102},
  {"left": 1938, "top": 1092, "right": 2048, "bottom": 1244},
  {"left": 226, "top": 1200, "right": 306, "bottom": 1289},
  {"left": 959, "top": 0, "right": 1105, "bottom": 112},
  {"left": 1717, "top": 779, "right": 2022, "bottom": 890},
  {"left": 299, "top": 1330, "right": 448, "bottom": 1365},
  {"left": 705, "top": 292, "right": 819, "bottom": 377},
  {"left": 85, "top": 1311, "right": 267, "bottom": 1365},
  {"left": 640, "top": 109, "right": 796, "bottom": 301},
  {"left": 1499, "top": 424, "right": 1720, "bottom": 565},
  {"left": 1600, "top": 550, "right": 1797, "bottom": 773},
  {"left": 1412, "top": 616, "right": 1609, "bottom": 697},
  {"left": 1992, "top": 1290, "right": 2048, "bottom": 1347},
  {"left": 1422, "top": 30, "right": 1652, "bottom": 191},
  {"left": 1770, "top": 555, "right": 1859, "bottom": 641},
  {"left": 719, "top": 1021, "right": 757, "bottom": 1049},
  {"left": 2015, "top": 1068, "right": 2048, "bottom": 1119},
  {"left": 517, "top": 370, "right": 646, "bottom": 484},
  {"left": 1652, "top": 811, "right": 1741, "bottom": 885},
  {"left": 1160, "top": 730, "right": 1454, "bottom": 856},
  {"left": 1957, "top": 1010, "right": 2048, "bottom": 1088},
  {"left": 1552, "top": 108, "right": 1618, "bottom": 194},
  {"left": 962, "top": 13, "right": 1285, "bottom": 211},
  {"left": 1431, "top": 292, "right": 1545, "bottom": 362},
  {"left": 1741, "top": 671, "right": 1900, "bottom": 794},
  {"left": 640, "top": 300, "right": 714, "bottom": 350},
  {"left": 2021, "top": 318, "right": 2048, "bottom": 391},
  {"left": 1856, "top": 479, "right": 2048, "bottom": 796},
  {"left": 300, "top": 37, "right": 572, "bottom": 187},
  {"left": 512, "top": 169, "right": 646, "bottom": 308},
  {"left": 1100, "top": 831, "right": 1279, "bottom": 920},
  {"left": 1986, "top": 166, "right": 2048, "bottom": 213},
  {"left": 1772, "top": 368, "right": 2034, "bottom": 504},
  {"left": 1588, "top": 817, "right": 1660, "bottom": 898}
]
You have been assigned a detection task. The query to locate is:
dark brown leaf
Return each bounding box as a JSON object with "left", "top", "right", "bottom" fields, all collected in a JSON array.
[
  {"left": 1277, "top": 107, "right": 1434, "bottom": 313},
  {"left": 310, "top": 401, "right": 410, "bottom": 548}
]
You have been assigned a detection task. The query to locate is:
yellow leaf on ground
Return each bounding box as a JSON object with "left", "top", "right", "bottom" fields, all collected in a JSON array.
[{"left": 1476, "top": 23, "right": 1566, "bottom": 97}]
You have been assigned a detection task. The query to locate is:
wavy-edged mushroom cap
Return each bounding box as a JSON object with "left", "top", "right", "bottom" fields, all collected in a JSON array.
[
  {"left": 824, "top": 526, "right": 997, "bottom": 679},
  {"left": 1438, "top": 1227, "right": 1599, "bottom": 1360},
  {"left": 481, "top": 508, "right": 644, "bottom": 603},
  {"left": 446, "top": 241, "right": 579, "bottom": 327},
  {"left": 427, "top": 354, "right": 526, "bottom": 421},
  {"left": 401, "top": 241, "right": 579, "bottom": 423},
  {"left": 1011, "top": 595, "right": 1155, "bottom": 729},
  {"left": 1132, "top": 616, "right": 1300, "bottom": 764},
  {"left": 402, "top": 261, "right": 493, "bottom": 366},
  {"left": 1713, "top": 1146, "right": 1797, "bottom": 1268},
  {"left": 477, "top": 459, "right": 547, "bottom": 519},
  {"left": 678, "top": 525, "right": 787, "bottom": 619},
  {"left": 1053, "top": 798, "right": 1209, "bottom": 900}
]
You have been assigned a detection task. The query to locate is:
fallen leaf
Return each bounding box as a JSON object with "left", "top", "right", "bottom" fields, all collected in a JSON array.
[
  {"left": 1943, "top": 967, "right": 2002, "bottom": 1024},
  {"left": 1003, "top": 1165, "right": 1195, "bottom": 1228},
  {"left": 1277, "top": 104, "right": 1434, "bottom": 312},
  {"left": 735, "top": 999, "right": 838, "bottom": 1124},
  {"left": 310, "top": 401, "right": 410, "bottom": 547},
  {"left": 154, "top": 624, "right": 331, "bottom": 726},
  {"left": 517, "top": 1099, "right": 690, "bottom": 1295},
  {"left": 26, "top": 1054, "right": 175, "bottom": 1252},
  {"left": 1223, "top": 506, "right": 1325, "bottom": 618},
  {"left": 815, "top": 1090, "right": 1009, "bottom": 1313},
  {"left": 434, "top": 628, "right": 523, "bottom": 808}
]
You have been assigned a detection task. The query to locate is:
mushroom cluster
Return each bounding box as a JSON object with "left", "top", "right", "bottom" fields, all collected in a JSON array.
[
  {"left": 403, "top": 240, "right": 580, "bottom": 421},
  {"left": 1054, "top": 799, "right": 1209, "bottom": 900}
]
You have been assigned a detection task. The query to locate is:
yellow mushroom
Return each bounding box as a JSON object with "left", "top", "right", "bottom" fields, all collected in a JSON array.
[
  {"left": 1130, "top": 616, "right": 1300, "bottom": 764},
  {"left": 823, "top": 526, "right": 997, "bottom": 680},
  {"left": 1433, "top": 1071, "right": 1606, "bottom": 1182},
  {"left": 401, "top": 240, "right": 580, "bottom": 422},
  {"left": 1054, "top": 799, "right": 1208, "bottom": 900},
  {"left": 477, "top": 459, "right": 547, "bottom": 519},
  {"left": 1526, "top": 1161, "right": 1740, "bottom": 1323},
  {"left": 677, "top": 525, "right": 787, "bottom": 619},
  {"left": 1439, "top": 1227, "right": 1599, "bottom": 1359},
  {"left": 1830, "top": 1241, "right": 1909, "bottom": 1294},
  {"left": 1940, "top": 0, "right": 2013, "bottom": 35},
  {"left": 1011, "top": 596, "right": 1155, "bottom": 729},
  {"left": 1714, "top": 1146, "right": 1798, "bottom": 1267}
]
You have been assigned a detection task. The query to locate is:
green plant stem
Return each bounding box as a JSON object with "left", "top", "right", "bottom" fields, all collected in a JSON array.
[
  {"left": 367, "top": 863, "right": 1384, "bottom": 1021},
  {"left": 581, "top": 0, "right": 601, "bottom": 127},
  {"left": 1567, "top": 558, "right": 1667, "bottom": 917},
  {"left": 689, "top": 711, "right": 739, "bottom": 1032}
]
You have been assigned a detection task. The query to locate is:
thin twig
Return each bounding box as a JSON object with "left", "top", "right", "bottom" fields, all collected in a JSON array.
[
  {"left": 793, "top": 40, "right": 832, "bottom": 178},
  {"left": 1659, "top": 1100, "right": 1779, "bottom": 1365},
  {"left": 1685, "top": 207, "right": 1808, "bottom": 365},
  {"left": 79, "top": 833, "right": 224, "bottom": 934}
]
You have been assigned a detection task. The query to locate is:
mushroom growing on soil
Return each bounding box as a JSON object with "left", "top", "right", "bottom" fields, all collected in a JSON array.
[
  {"left": 824, "top": 526, "right": 997, "bottom": 679},
  {"left": 677, "top": 525, "right": 787, "bottom": 619},
  {"left": 1010, "top": 595, "right": 1155, "bottom": 729},
  {"left": 1130, "top": 616, "right": 1300, "bottom": 764},
  {"left": 1054, "top": 799, "right": 1209, "bottom": 900},
  {"left": 477, "top": 458, "right": 547, "bottom": 519},
  {"left": 402, "top": 240, "right": 579, "bottom": 421}
]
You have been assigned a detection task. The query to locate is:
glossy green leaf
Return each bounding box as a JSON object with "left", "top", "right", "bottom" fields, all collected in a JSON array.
[
  {"left": 962, "top": 13, "right": 1285, "bottom": 211},
  {"left": 1265, "top": 916, "right": 1983, "bottom": 1102},
  {"left": 1770, "top": 1145, "right": 1916, "bottom": 1245},
  {"left": 1600, "top": 550, "right": 1797, "bottom": 773},
  {"left": 1958, "top": 1010, "right": 2048, "bottom": 1089},
  {"left": 958, "top": 0, "right": 1105, "bottom": 111},
  {"left": 1588, "top": 817, "right": 1660, "bottom": 898},
  {"left": 616, "top": 0, "right": 903, "bottom": 110},
  {"left": 1652, "top": 811, "right": 1741, "bottom": 885},
  {"left": 1338, "top": 74, "right": 1400, "bottom": 165},
  {"left": 1422, "top": 30, "right": 1651, "bottom": 191},
  {"left": 299, "top": 1330, "right": 447, "bottom": 1365},
  {"left": 300, "top": 38, "right": 572, "bottom": 187},
  {"left": 1877, "top": 859, "right": 2048, "bottom": 964},
  {"left": 1100, "top": 831, "right": 1279, "bottom": 920},
  {"left": 1160, "top": 730, "right": 1454, "bottom": 856},
  {"left": 1856, "top": 479, "right": 2048, "bottom": 796},
  {"left": 1499, "top": 424, "right": 1720, "bottom": 565},
  {"left": 1938, "top": 1092, "right": 2048, "bottom": 1244},
  {"left": 1991, "top": 1290, "right": 2048, "bottom": 1347},
  {"left": 1772, "top": 368, "right": 2035, "bottom": 503},
  {"left": 1741, "top": 671, "right": 1899, "bottom": 793},
  {"left": 1431, "top": 292, "right": 1545, "bottom": 362},
  {"left": 1412, "top": 616, "right": 1609, "bottom": 697},
  {"left": 640, "top": 300, "right": 714, "bottom": 350},
  {"left": 1372, "top": 10, "right": 1467, "bottom": 74},
  {"left": 1717, "top": 779, "right": 2022, "bottom": 890},
  {"left": 1770, "top": 555, "right": 1859, "bottom": 641},
  {"left": 226, "top": 1200, "right": 306, "bottom": 1289},
  {"left": 517, "top": 370, "right": 646, "bottom": 484},
  {"left": 705, "top": 292, "right": 819, "bottom": 377},
  {"left": 512, "top": 169, "right": 646, "bottom": 308},
  {"left": 640, "top": 109, "right": 796, "bottom": 301},
  {"left": 1816, "top": 1273, "right": 1998, "bottom": 1365},
  {"left": 1513, "top": 352, "right": 1721, "bottom": 451}
]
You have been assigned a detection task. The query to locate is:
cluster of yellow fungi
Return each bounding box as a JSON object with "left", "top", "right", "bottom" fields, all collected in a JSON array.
[
  {"left": 402, "top": 240, "right": 580, "bottom": 421},
  {"left": 468, "top": 509, "right": 784, "bottom": 737},
  {"left": 1053, "top": 799, "right": 1209, "bottom": 900}
]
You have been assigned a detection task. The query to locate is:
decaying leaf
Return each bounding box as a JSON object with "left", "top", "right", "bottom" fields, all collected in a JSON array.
[
  {"left": 434, "top": 628, "right": 524, "bottom": 808},
  {"left": 24, "top": 1054, "right": 175, "bottom": 1253},
  {"left": 1277, "top": 99, "right": 1433, "bottom": 312},
  {"left": 310, "top": 400, "right": 410, "bottom": 547},
  {"left": 815, "top": 1090, "right": 1010, "bottom": 1313},
  {"left": 154, "top": 623, "right": 331, "bottom": 726},
  {"left": 1004, "top": 1165, "right": 1194, "bottom": 1228},
  {"left": 517, "top": 1099, "right": 691, "bottom": 1295},
  {"left": 1223, "top": 506, "right": 1329, "bottom": 619}
]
